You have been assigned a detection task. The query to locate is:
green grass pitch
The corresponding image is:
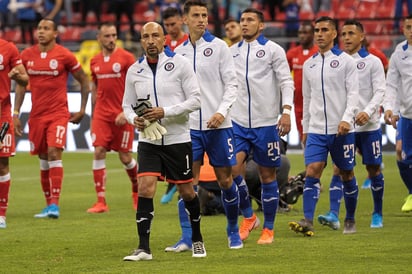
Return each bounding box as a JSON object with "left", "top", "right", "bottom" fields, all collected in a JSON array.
[{"left": 1, "top": 152, "right": 410, "bottom": 273}]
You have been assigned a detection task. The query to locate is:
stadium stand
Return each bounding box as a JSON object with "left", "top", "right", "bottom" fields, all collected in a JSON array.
[{"left": 0, "top": 0, "right": 406, "bottom": 65}]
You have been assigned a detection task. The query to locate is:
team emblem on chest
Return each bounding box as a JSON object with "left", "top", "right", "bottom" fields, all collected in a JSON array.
[
  {"left": 49, "top": 59, "right": 58, "bottom": 70},
  {"left": 256, "top": 50, "right": 265, "bottom": 58},
  {"left": 112, "top": 62, "right": 121, "bottom": 73},
  {"left": 203, "top": 48, "right": 213, "bottom": 57},
  {"left": 330, "top": 60, "right": 339, "bottom": 68},
  {"left": 164, "top": 62, "right": 175, "bottom": 71},
  {"left": 357, "top": 62, "right": 365, "bottom": 70}
]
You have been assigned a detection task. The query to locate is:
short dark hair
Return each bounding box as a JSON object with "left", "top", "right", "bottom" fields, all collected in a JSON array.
[
  {"left": 223, "top": 18, "right": 239, "bottom": 27},
  {"left": 300, "top": 20, "right": 314, "bottom": 32},
  {"left": 315, "top": 16, "right": 337, "bottom": 30},
  {"left": 162, "top": 7, "right": 182, "bottom": 20},
  {"left": 242, "top": 7, "right": 264, "bottom": 23},
  {"left": 405, "top": 13, "right": 412, "bottom": 20},
  {"left": 343, "top": 19, "right": 364, "bottom": 33},
  {"left": 183, "top": 0, "right": 207, "bottom": 15},
  {"left": 40, "top": 18, "right": 58, "bottom": 30},
  {"left": 98, "top": 21, "right": 116, "bottom": 31}
]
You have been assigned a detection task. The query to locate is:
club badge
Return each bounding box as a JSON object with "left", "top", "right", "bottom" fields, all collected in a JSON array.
[
  {"left": 164, "top": 62, "right": 174, "bottom": 71},
  {"left": 330, "top": 60, "right": 339, "bottom": 68},
  {"left": 256, "top": 50, "right": 265, "bottom": 58},
  {"left": 203, "top": 48, "right": 213, "bottom": 57}
]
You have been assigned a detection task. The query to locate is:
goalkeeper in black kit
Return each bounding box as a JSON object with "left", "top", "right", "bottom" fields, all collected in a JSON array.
[{"left": 122, "top": 22, "right": 206, "bottom": 261}]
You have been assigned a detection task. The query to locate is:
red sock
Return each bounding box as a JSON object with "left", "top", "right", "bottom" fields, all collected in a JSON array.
[
  {"left": 0, "top": 174, "right": 11, "bottom": 216},
  {"left": 40, "top": 169, "right": 51, "bottom": 205},
  {"left": 49, "top": 161, "right": 63, "bottom": 206},
  {"left": 126, "top": 163, "right": 138, "bottom": 194},
  {"left": 93, "top": 168, "right": 106, "bottom": 203}
]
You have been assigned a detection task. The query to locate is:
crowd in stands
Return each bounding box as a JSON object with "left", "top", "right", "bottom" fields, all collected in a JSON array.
[{"left": 0, "top": 0, "right": 410, "bottom": 73}]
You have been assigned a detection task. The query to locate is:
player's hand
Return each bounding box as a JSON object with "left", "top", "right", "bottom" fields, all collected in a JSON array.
[
  {"left": 301, "top": 133, "right": 307, "bottom": 148},
  {"left": 277, "top": 114, "right": 291, "bottom": 136},
  {"left": 133, "top": 116, "right": 146, "bottom": 131},
  {"left": 337, "top": 121, "right": 350, "bottom": 136},
  {"left": 69, "top": 111, "right": 85, "bottom": 124},
  {"left": 8, "top": 68, "right": 20, "bottom": 80},
  {"left": 355, "top": 111, "right": 370, "bottom": 126},
  {"left": 143, "top": 121, "right": 167, "bottom": 140},
  {"left": 384, "top": 110, "right": 398, "bottom": 129},
  {"left": 207, "top": 113, "right": 224, "bottom": 129},
  {"left": 13, "top": 116, "right": 23, "bottom": 136},
  {"left": 141, "top": 107, "right": 164, "bottom": 122},
  {"left": 115, "top": 112, "right": 127, "bottom": 126}
]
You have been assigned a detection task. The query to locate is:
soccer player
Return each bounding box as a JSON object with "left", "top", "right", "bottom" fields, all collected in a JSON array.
[
  {"left": 167, "top": 0, "right": 241, "bottom": 250},
  {"left": 286, "top": 21, "right": 318, "bottom": 141},
  {"left": 223, "top": 18, "right": 242, "bottom": 46},
  {"left": 384, "top": 14, "right": 412, "bottom": 213},
  {"left": 0, "top": 38, "right": 29, "bottom": 228},
  {"left": 288, "top": 16, "right": 359, "bottom": 236},
  {"left": 87, "top": 22, "right": 137, "bottom": 213},
  {"left": 160, "top": 6, "right": 189, "bottom": 204},
  {"left": 162, "top": 7, "right": 189, "bottom": 52},
  {"left": 13, "top": 18, "right": 90, "bottom": 219},
  {"left": 122, "top": 22, "right": 205, "bottom": 261},
  {"left": 229, "top": 8, "right": 294, "bottom": 244},
  {"left": 317, "top": 19, "right": 386, "bottom": 229}
]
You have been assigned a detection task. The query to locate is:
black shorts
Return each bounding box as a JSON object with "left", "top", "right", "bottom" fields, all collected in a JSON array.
[{"left": 138, "top": 142, "right": 193, "bottom": 184}]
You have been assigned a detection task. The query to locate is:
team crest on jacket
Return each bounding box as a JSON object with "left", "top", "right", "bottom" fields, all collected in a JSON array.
[
  {"left": 49, "top": 59, "right": 58, "bottom": 70},
  {"left": 357, "top": 62, "right": 365, "bottom": 70},
  {"left": 256, "top": 50, "right": 265, "bottom": 58},
  {"left": 203, "top": 48, "right": 213, "bottom": 57},
  {"left": 330, "top": 60, "right": 339, "bottom": 68},
  {"left": 164, "top": 62, "right": 175, "bottom": 71},
  {"left": 112, "top": 62, "right": 121, "bottom": 73}
]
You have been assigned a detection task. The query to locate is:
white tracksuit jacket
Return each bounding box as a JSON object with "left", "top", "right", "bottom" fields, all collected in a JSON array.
[
  {"left": 174, "top": 30, "right": 238, "bottom": 130},
  {"left": 352, "top": 48, "right": 385, "bottom": 132},
  {"left": 122, "top": 49, "right": 201, "bottom": 145},
  {"left": 385, "top": 41, "right": 412, "bottom": 119},
  {"left": 230, "top": 34, "right": 294, "bottom": 128},
  {"left": 302, "top": 46, "right": 359, "bottom": 135}
]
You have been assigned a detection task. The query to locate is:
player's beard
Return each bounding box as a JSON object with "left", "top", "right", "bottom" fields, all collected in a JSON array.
[
  {"left": 146, "top": 47, "right": 160, "bottom": 60},
  {"left": 242, "top": 29, "right": 259, "bottom": 41}
]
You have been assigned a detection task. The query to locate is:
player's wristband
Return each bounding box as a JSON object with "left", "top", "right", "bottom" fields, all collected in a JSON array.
[{"left": 282, "top": 108, "right": 291, "bottom": 115}]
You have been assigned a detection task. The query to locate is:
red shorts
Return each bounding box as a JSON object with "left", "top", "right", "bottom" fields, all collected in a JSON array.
[
  {"left": 0, "top": 116, "right": 16, "bottom": 157},
  {"left": 28, "top": 115, "right": 69, "bottom": 155},
  {"left": 91, "top": 118, "right": 134, "bottom": 152}
]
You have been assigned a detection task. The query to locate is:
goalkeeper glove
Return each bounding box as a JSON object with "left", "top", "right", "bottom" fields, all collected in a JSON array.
[
  {"left": 131, "top": 97, "right": 167, "bottom": 140},
  {"left": 141, "top": 120, "right": 167, "bottom": 140}
]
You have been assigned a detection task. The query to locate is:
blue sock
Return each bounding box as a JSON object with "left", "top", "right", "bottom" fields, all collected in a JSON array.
[
  {"left": 261, "top": 180, "right": 278, "bottom": 230},
  {"left": 303, "top": 176, "right": 320, "bottom": 222},
  {"left": 397, "top": 161, "right": 412, "bottom": 194},
  {"left": 233, "top": 175, "right": 253, "bottom": 218},
  {"left": 329, "top": 175, "right": 343, "bottom": 216},
  {"left": 343, "top": 177, "right": 358, "bottom": 221},
  {"left": 370, "top": 173, "right": 384, "bottom": 215},
  {"left": 178, "top": 198, "right": 192, "bottom": 241},
  {"left": 221, "top": 182, "right": 239, "bottom": 232}
]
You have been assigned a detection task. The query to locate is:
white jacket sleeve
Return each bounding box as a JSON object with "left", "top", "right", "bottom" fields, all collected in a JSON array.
[
  {"left": 273, "top": 46, "right": 294, "bottom": 108},
  {"left": 216, "top": 44, "right": 238, "bottom": 117},
  {"left": 302, "top": 62, "right": 311, "bottom": 134},
  {"left": 364, "top": 57, "right": 385, "bottom": 117},
  {"left": 163, "top": 57, "right": 201, "bottom": 117},
  {"left": 342, "top": 57, "right": 359, "bottom": 124},
  {"left": 384, "top": 54, "right": 400, "bottom": 114},
  {"left": 122, "top": 68, "right": 138, "bottom": 125}
]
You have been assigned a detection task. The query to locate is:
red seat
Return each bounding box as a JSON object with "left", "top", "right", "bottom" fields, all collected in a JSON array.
[
  {"left": 1, "top": 29, "right": 21, "bottom": 43},
  {"left": 300, "top": 10, "right": 315, "bottom": 20},
  {"left": 370, "top": 38, "right": 393, "bottom": 51}
]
